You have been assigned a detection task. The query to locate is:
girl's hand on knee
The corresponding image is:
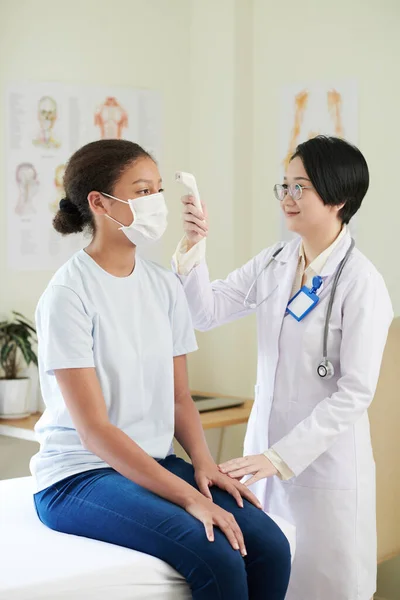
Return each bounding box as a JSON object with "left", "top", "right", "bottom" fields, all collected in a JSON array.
[
  {"left": 218, "top": 454, "right": 278, "bottom": 486},
  {"left": 194, "top": 461, "right": 262, "bottom": 510},
  {"left": 184, "top": 495, "right": 247, "bottom": 557}
]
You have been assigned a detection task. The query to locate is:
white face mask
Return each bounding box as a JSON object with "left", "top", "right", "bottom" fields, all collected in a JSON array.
[{"left": 102, "top": 191, "right": 168, "bottom": 246}]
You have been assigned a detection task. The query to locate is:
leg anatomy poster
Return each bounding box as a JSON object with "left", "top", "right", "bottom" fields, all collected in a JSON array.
[
  {"left": 278, "top": 80, "right": 358, "bottom": 240},
  {"left": 5, "top": 82, "right": 162, "bottom": 270}
]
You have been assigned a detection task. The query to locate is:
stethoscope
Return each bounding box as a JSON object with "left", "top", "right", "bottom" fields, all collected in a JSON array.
[{"left": 243, "top": 238, "right": 355, "bottom": 379}]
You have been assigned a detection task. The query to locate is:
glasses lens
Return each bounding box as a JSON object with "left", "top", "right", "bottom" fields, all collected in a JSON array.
[
  {"left": 273, "top": 184, "right": 286, "bottom": 201},
  {"left": 290, "top": 183, "right": 302, "bottom": 201}
]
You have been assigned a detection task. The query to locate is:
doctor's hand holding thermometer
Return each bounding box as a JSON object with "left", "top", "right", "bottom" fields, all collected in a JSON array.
[
  {"left": 175, "top": 171, "right": 208, "bottom": 248},
  {"left": 173, "top": 136, "right": 393, "bottom": 600}
]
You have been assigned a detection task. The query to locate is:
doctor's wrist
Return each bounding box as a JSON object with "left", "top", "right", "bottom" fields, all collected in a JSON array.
[{"left": 183, "top": 236, "right": 198, "bottom": 253}]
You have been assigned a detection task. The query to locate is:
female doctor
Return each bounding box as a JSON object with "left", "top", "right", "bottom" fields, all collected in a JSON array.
[{"left": 173, "top": 136, "right": 393, "bottom": 600}]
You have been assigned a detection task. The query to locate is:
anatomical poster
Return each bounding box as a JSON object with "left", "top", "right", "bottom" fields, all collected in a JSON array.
[
  {"left": 278, "top": 80, "right": 358, "bottom": 240},
  {"left": 5, "top": 82, "right": 162, "bottom": 270}
]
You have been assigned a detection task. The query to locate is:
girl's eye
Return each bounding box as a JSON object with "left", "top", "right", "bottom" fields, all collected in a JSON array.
[{"left": 137, "top": 188, "right": 164, "bottom": 195}]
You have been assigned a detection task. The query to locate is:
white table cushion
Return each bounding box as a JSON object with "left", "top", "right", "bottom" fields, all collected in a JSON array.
[{"left": 0, "top": 476, "right": 295, "bottom": 599}]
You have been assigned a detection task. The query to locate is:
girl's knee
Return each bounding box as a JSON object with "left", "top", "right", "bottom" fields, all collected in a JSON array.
[
  {"left": 188, "top": 533, "right": 248, "bottom": 598},
  {"left": 269, "top": 528, "right": 291, "bottom": 567},
  {"left": 258, "top": 519, "right": 291, "bottom": 565},
  {"left": 245, "top": 522, "right": 291, "bottom": 599},
  {"left": 243, "top": 511, "right": 292, "bottom": 567}
]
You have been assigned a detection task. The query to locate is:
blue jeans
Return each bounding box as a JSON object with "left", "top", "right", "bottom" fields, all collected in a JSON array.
[{"left": 34, "top": 456, "right": 290, "bottom": 599}]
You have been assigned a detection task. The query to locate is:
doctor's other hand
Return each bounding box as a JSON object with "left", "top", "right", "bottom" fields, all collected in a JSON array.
[
  {"left": 219, "top": 454, "right": 278, "bottom": 487},
  {"left": 194, "top": 460, "right": 263, "bottom": 510},
  {"left": 182, "top": 195, "right": 208, "bottom": 248}
]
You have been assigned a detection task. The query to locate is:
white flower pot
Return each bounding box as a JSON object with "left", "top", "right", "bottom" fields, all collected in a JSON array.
[{"left": 0, "top": 378, "right": 31, "bottom": 418}]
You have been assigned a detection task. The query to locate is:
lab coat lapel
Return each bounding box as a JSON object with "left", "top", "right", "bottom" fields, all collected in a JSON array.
[
  {"left": 318, "top": 232, "right": 353, "bottom": 297},
  {"left": 256, "top": 239, "right": 300, "bottom": 442},
  {"left": 263, "top": 239, "right": 301, "bottom": 367},
  {"left": 253, "top": 241, "right": 298, "bottom": 309},
  {"left": 272, "top": 237, "right": 302, "bottom": 309}
]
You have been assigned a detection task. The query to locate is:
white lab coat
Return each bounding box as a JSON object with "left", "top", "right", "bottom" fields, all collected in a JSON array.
[{"left": 177, "top": 232, "right": 393, "bottom": 600}]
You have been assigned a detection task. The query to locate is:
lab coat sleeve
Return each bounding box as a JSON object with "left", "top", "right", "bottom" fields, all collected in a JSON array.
[
  {"left": 264, "top": 448, "right": 295, "bottom": 480},
  {"left": 172, "top": 243, "right": 275, "bottom": 332},
  {"left": 272, "top": 270, "right": 394, "bottom": 477},
  {"left": 171, "top": 278, "right": 199, "bottom": 357},
  {"left": 172, "top": 236, "right": 207, "bottom": 276}
]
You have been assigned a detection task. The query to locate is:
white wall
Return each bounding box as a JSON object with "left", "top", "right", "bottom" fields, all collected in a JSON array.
[
  {"left": 187, "top": 0, "right": 400, "bottom": 461},
  {"left": 0, "top": 0, "right": 252, "bottom": 476},
  {"left": 1, "top": 0, "right": 399, "bottom": 471},
  {"left": 0, "top": 0, "right": 191, "bottom": 319},
  {"left": 185, "top": 0, "right": 257, "bottom": 400},
  {"left": 190, "top": 0, "right": 400, "bottom": 401},
  {"left": 252, "top": 0, "right": 400, "bottom": 313},
  {"left": 3, "top": 0, "right": 398, "bottom": 399},
  {"left": 0, "top": 0, "right": 205, "bottom": 475}
]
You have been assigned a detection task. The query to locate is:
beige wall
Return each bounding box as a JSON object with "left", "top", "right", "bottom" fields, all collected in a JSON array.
[
  {"left": 0, "top": 436, "right": 38, "bottom": 480},
  {"left": 185, "top": 0, "right": 257, "bottom": 400},
  {"left": 189, "top": 0, "right": 400, "bottom": 399},
  {"left": 0, "top": 0, "right": 191, "bottom": 318},
  {"left": 252, "top": 0, "right": 400, "bottom": 315},
  {"left": 0, "top": 0, "right": 399, "bottom": 577},
  {"left": 1, "top": 0, "right": 399, "bottom": 400},
  {"left": 0, "top": 0, "right": 257, "bottom": 402}
]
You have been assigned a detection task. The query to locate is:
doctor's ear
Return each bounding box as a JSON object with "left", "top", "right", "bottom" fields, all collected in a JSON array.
[
  {"left": 331, "top": 202, "right": 346, "bottom": 218},
  {"left": 87, "top": 191, "right": 110, "bottom": 215}
]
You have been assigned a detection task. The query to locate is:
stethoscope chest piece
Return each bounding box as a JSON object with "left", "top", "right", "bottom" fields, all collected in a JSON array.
[{"left": 317, "top": 358, "right": 335, "bottom": 379}]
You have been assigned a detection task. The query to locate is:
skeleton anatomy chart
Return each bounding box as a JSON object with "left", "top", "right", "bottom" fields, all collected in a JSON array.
[
  {"left": 278, "top": 81, "right": 358, "bottom": 240},
  {"left": 6, "top": 82, "right": 162, "bottom": 270}
]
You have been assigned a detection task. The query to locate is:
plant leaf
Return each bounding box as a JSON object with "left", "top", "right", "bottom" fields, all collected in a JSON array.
[
  {"left": 27, "top": 347, "right": 38, "bottom": 366},
  {"left": 14, "top": 318, "right": 37, "bottom": 334},
  {"left": 13, "top": 312, "right": 35, "bottom": 326},
  {"left": 0, "top": 342, "right": 14, "bottom": 368},
  {"left": 0, "top": 313, "right": 37, "bottom": 374},
  {"left": 9, "top": 324, "right": 29, "bottom": 339},
  {"left": 9, "top": 333, "right": 31, "bottom": 366}
]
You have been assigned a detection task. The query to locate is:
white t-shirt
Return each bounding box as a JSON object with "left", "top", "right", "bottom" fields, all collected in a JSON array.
[{"left": 30, "top": 250, "right": 198, "bottom": 492}]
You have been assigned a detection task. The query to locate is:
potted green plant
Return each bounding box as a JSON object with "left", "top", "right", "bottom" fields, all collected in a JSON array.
[{"left": 0, "top": 311, "right": 38, "bottom": 418}]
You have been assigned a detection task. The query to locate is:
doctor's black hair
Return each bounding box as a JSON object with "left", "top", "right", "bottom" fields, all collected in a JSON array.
[
  {"left": 53, "top": 139, "right": 153, "bottom": 235},
  {"left": 291, "top": 136, "right": 369, "bottom": 224}
]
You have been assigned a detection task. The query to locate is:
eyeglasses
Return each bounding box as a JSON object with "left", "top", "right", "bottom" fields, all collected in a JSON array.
[{"left": 273, "top": 183, "right": 313, "bottom": 202}]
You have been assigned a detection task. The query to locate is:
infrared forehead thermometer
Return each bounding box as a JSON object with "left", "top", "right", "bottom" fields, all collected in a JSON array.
[{"left": 175, "top": 171, "right": 203, "bottom": 215}]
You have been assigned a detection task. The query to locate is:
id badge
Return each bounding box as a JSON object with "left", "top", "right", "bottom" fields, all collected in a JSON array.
[{"left": 287, "top": 275, "right": 323, "bottom": 322}]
